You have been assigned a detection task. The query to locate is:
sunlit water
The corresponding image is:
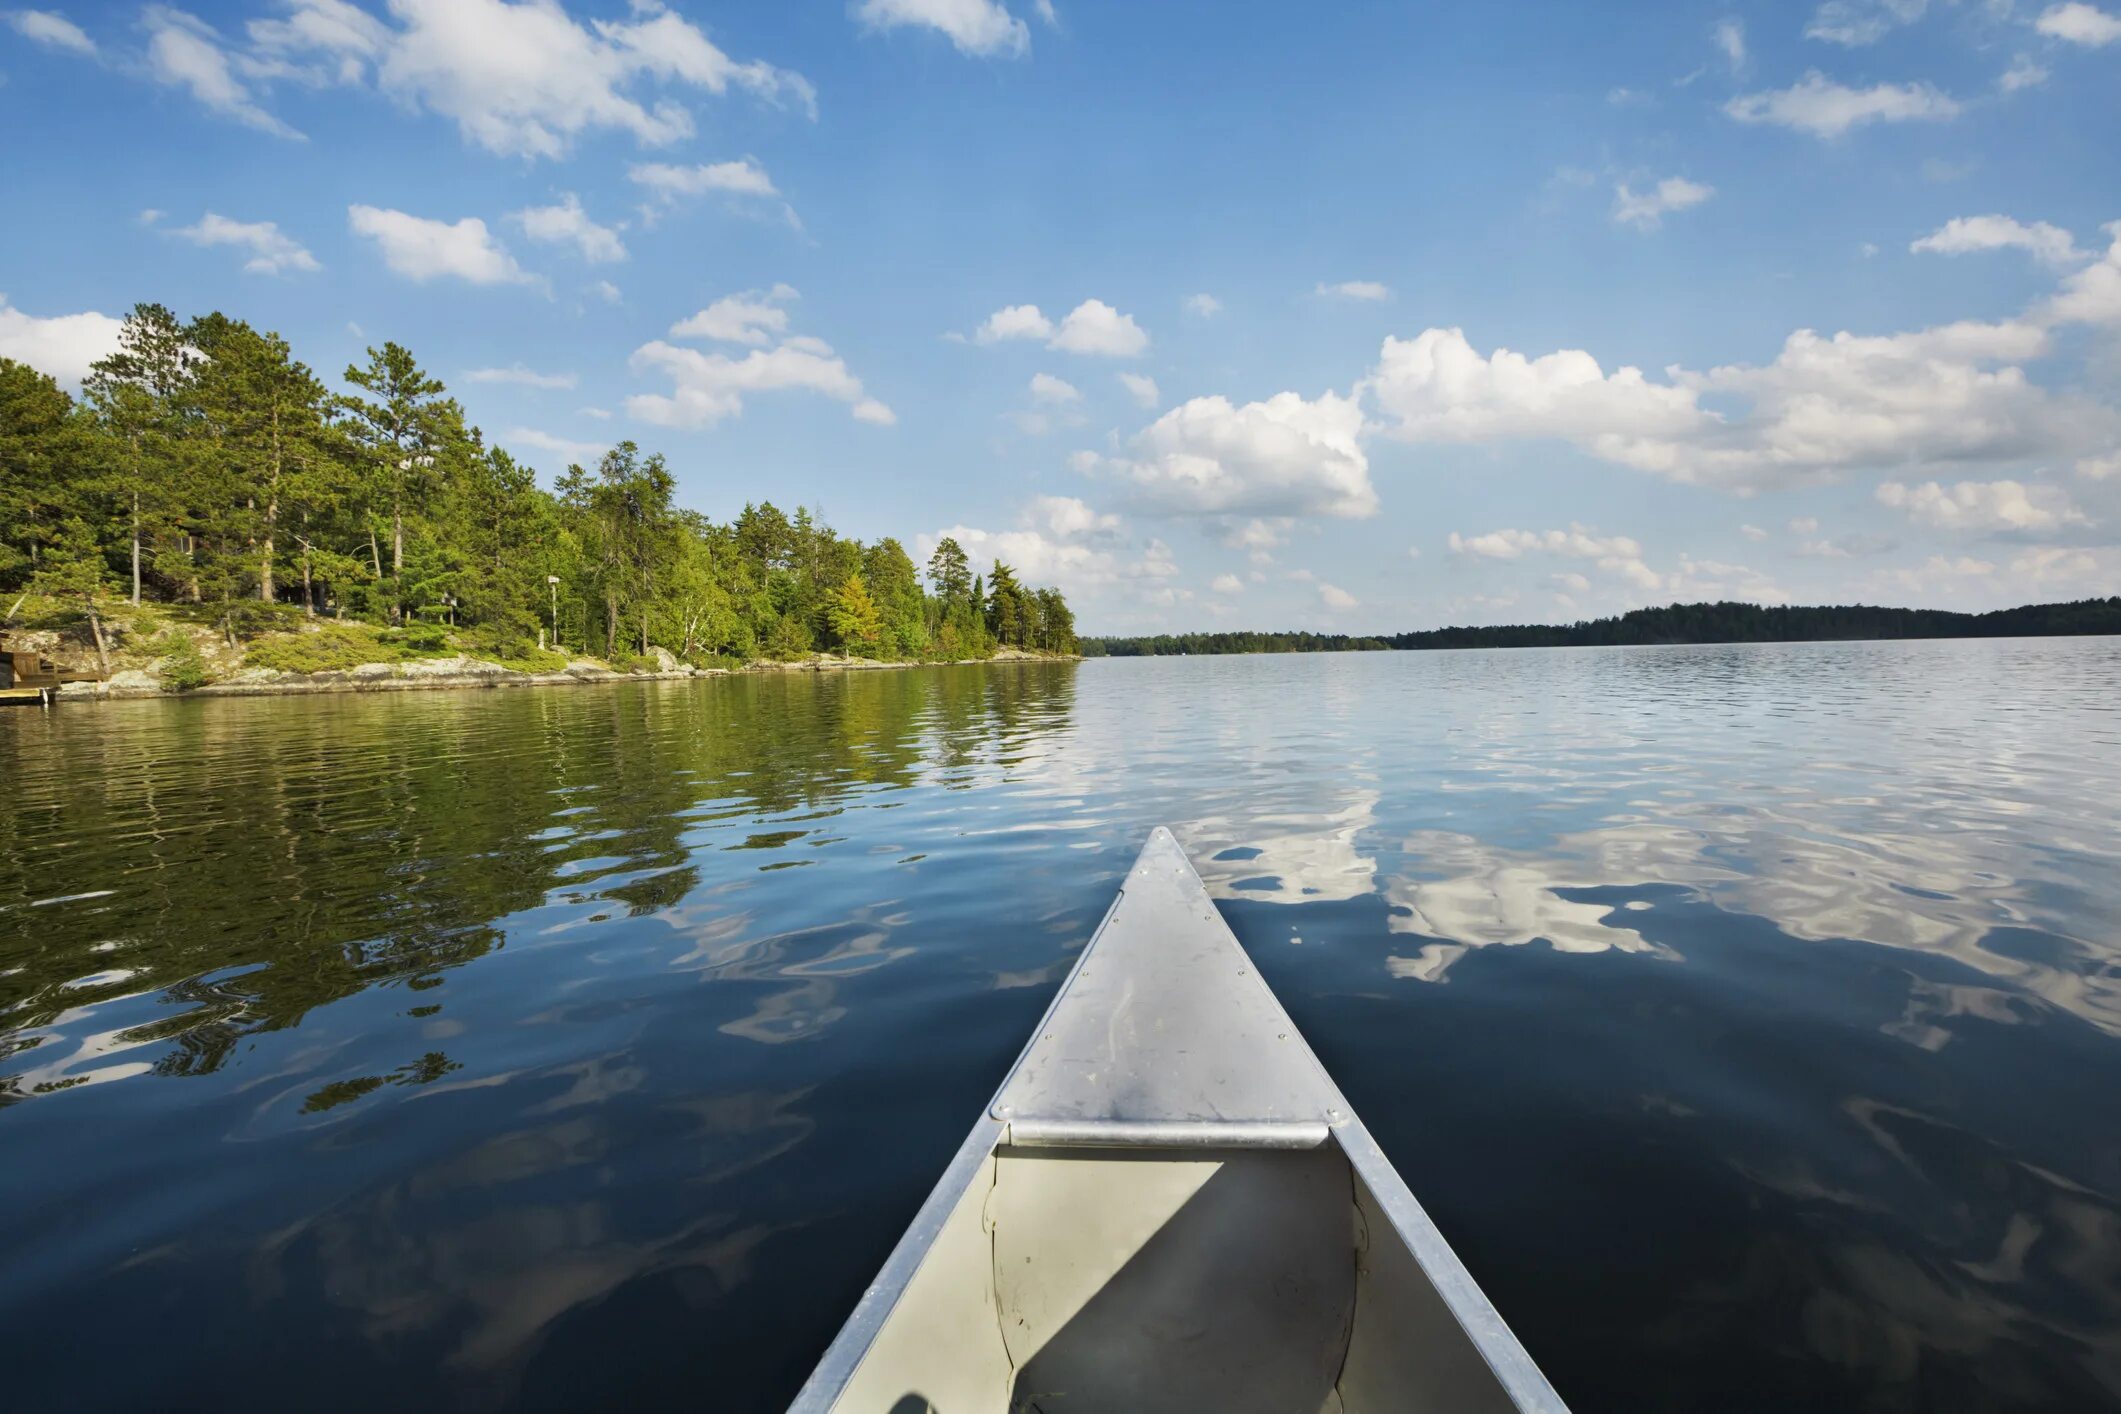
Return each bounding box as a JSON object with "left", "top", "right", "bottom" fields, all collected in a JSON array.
[{"left": 4, "top": 642, "right": 2119, "bottom": 1412}]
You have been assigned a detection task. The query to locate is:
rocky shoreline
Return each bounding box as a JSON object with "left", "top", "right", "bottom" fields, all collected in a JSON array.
[{"left": 52, "top": 648, "right": 1072, "bottom": 702}]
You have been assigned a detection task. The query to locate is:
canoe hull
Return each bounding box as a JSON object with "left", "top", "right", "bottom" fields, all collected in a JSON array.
[{"left": 792, "top": 829, "right": 1567, "bottom": 1413}]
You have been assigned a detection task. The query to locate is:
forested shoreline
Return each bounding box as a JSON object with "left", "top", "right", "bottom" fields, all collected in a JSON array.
[
  {"left": 1, "top": 303, "right": 1075, "bottom": 684},
  {"left": 1083, "top": 598, "right": 2121, "bottom": 657}
]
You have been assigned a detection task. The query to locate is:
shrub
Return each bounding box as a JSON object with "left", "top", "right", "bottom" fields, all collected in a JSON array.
[
  {"left": 495, "top": 646, "right": 568, "bottom": 673},
  {"left": 379, "top": 623, "right": 450, "bottom": 654},
  {"left": 155, "top": 631, "right": 212, "bottom": 691},
  {"left": 448, "top": 621, "right": 575, "bottom": 673},
  {"left": 246, "top": 624, "right": 391, "bottom": 674},
  {"left": 222, "top": 600, "right": 307, "bottom": 640}
]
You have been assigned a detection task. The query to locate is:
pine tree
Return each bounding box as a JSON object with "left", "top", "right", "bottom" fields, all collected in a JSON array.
[
  {"left": 34, "top": 519, "right": 115, "bottom": 672},
  {"left": 340, "top": 343, "right": 460, "bottom": 622},
  {"left": 0, "top": 358, "right": 83, "bottom": 592},
  {"left": 83, "top": 303, "right": 199, "bottom": 605}
]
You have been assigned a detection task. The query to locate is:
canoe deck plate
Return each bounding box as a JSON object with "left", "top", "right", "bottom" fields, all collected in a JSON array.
[{"left": 991, "top": 827, "right": 1346, "bottom": 1149}]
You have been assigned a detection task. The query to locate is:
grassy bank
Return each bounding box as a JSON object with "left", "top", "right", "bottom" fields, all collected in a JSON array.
[{"left": 3, "top": 597, "right": 1073, "bottom": 702}]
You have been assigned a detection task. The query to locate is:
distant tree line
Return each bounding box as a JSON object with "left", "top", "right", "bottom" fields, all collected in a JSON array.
[
  {"left": 1081, "top": 630, "right": 1394, "bottom": 657},
  {"left": 0, "top": 302, "right": 1075, "bottom": 667},
  {"left": 1082, "top": 598, "right": 2121, "bottom": 657}
]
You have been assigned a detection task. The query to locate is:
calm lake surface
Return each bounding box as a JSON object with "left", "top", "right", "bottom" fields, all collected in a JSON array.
[{"left": 4, "top": 641, "right": 2120, "bottom": 1412}]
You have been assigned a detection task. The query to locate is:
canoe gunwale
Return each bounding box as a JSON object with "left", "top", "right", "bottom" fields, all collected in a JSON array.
[{"left": 788, "top": 1112, "right": 1004, "bottom": 1413}]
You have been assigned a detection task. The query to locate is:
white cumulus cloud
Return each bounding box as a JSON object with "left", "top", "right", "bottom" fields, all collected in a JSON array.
[
  {"left": 1029, "top": 371, "right": 1081, "bottom": 404},
  {"left": 1448, "top": 524, "right": 1662, "bottom": 590},
  {"left": 1025, "top": 494, "right": 1119, "bottom": 539},
  {"left": 669, "top": 285, "right": 799, "bottom": 345},
  {"left": 1366, "top": 319, "right": 2116, "bottom": 494},
  {"left": 1714, "top": 18, "right": 1746, "bottom": 70},
  {"left": 1319, "top": 583, "right": 1359, "bottom": 610},
  {"left": 971, "top": 298, "right": 1148, "bottom": 356},
  {"left": 1088, "top": 389, "right": 1375, "bottom": 520},
  {"left": 1725, "top": 72, "right": 1959, "bottom": 138},
  {"left": 2036, "top": 3, "right": 2121, "bottom": 45},
  {"left": 1999, "top": 54, "right": 2050, "bottom": 91},
  {"left": 1366, "top": 326, "right": 1703, "bottom": 455},
  {"left": 348, "top": 205, "right": 533, "bottom": 285},
  {"left": 510, "top": 193, "right": 624, "bottom": 264},
  {"left": 1875, "top": 479, "right": 2088, "bottom": 532},
  {"left": 1316, "top": 280, "right": 1392, "bottom": 301},
  {"left": 1613, "top": 177, "right": 1714, "bottom": 230},
  {"left": 171, "top": 212, "right": 320, "bottom": 274},
  {"left": 1185, "top": 293, "right": 1222, "bottom": 318},
  {"left": 243, "top": 0, "right": 813, "bottom": 158},
  {"left": 973, "top": 303, "right": 1053, "bottom": 343},
  {"left": 1118, "top": 372, "right": 1160, "bottom": 409},
  {"left": 1805, "top": 0, "right": 1929, "bottom": 47},
  {"left": 467, "top": 364, "right": 576, "bottom": 390},
  {"left": 2044, "top": 224, "right": 2121, "bottom": 326},
  {"left": 5, "top": 8, "right": 93, "bottom": 54},
  {"left": 1050, "top": 299, "right": 1148, "bottom": 356},
  {"left": 144, "top": 6, "right": 302, "bottom": 139},
  {"left": 1911, "top": 214, "right": 2083, "bottom": 267},
  {"left": 629, "top": 158, "right": 778, "bottom": 202},
  {"left": 855, "top": 0, "right": 1031, "bottom": 57},
  {"left": 0, "top": 294, "right": 123, "bottom": 386},
  {"left": 626, "top": 288, "right": 890, "bottom": 430}
]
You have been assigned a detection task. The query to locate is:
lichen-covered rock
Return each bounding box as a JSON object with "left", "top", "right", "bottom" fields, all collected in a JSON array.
[
  {"left": 351, "top": 662, "right": 398, "bottom": 679},
  {"left": 227, "top": 667, "right": 290, "bottom": 685},
  {"left": 106, "top": 669, "right": 164, "bottom": 697}
]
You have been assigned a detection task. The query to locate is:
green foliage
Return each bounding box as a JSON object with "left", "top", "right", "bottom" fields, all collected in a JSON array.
[
  {"left": 246, "top": 625, "right": 395, "bottom": 674},
  {"left": 826, "top": 572, "right": 885, "bottom": 657},
  {"left": 457, "top": 624, "right": 563, "bottom": 672},
  {"left": 382, "top": 623, "right": 450, "bottom": 653},
  {"left": 154, "top": 630, "right": 212, "bottom": 691},
  {"left": 2, "top": 298, "right": 1078, "bottom": 676},
  {"left": 221, "top": 600, "right": 307, "bottom": 640}
]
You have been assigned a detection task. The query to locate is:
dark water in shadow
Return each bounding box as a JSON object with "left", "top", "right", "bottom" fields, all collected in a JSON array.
[{"left": 3, "top": 641, "right": 2118, "bottom": 1411}]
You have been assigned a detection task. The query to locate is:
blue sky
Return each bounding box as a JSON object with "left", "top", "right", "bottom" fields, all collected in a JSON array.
[{"left": 3, "top": 0, "right": 2118, "bottom": 633}]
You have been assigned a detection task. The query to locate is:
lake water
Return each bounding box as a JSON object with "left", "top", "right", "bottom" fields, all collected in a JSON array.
[{"left": 4, "top": 641, "right": 2119, "bottom": 1412}]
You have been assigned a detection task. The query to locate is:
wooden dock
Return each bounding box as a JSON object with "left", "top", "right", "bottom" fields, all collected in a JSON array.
[{"left": 0, "top": 644, "right": 100, "bottom": 706}]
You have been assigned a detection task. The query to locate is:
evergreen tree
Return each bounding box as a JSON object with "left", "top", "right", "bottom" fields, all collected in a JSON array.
[
  {"left": 185, "top": 316, "right": 337, "bottom": 612},
  {"left": 340, "top": 343, "right": 461, "bottom": 622},
  {"left": 83, "top": 303, "right": 199, "bottom": 605},
  {"left": 0, "top": 358, "right": 82, "bottom": 591},
  {"left": 34, "top": 519, "right": 116, "bottom": 672},
  {"left": 927, "top": 536, "right": 971, "bottom": 603}
]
